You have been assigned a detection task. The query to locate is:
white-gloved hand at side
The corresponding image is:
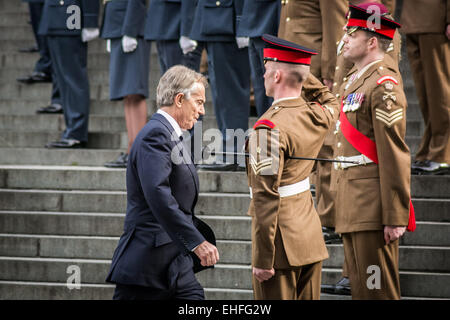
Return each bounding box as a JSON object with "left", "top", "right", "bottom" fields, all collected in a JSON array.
[
  {"left": 122, "top": 35, "right": 138, "bottom": 53},
  {"left": 236, "top": 37, "right": 249, "bottom": 49},
  {"left": 81, "top": 28, "right": 99, "bottom": 42},
  {"left": 179, "top": 36, "right": 198, "bottom": 55},
  {"left": 106, "top": 39, "right": 111, "bottom": 53}
]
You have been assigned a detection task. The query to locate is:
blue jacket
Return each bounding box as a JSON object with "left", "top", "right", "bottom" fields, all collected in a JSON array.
[
  {"left": 38, "top": 0, "right": 99, "bottom": 36},
  {"left": 106, "top": 113, "right": 206, "bottom": 286},
  {"left": 236, "top": 0, "right": 281, "bottom": 37},
  {"left": 100, "top": 0, "right": 147, "bottom": 39},
  {"left": 189, "top": 0, "right": 244, "bottom": 42},
  {"left": 144, "top": 0, "right": 181, "bottom": 40}
]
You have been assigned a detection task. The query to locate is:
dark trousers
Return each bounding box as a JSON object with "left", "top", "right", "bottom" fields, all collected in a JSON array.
[
  {"left": 204, "top": 41, "right": 251, "bottom": 159},
  {"left": 248, "top": 37, "right": 272, "bottom": 117},
  {"left": 28, "top": 2, "right": 61, "bottom": 106},
  {"left": 47, "top": 36, "right": 90, "bottom": 142},
  {"left": 156, "top": 40, "right": 203, "bottom": 75}
]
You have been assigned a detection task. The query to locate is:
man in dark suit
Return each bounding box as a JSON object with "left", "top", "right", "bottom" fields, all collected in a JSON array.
[
  {"left": 39, "top": 0, "right": 99, "bottom": 148},
  {"left": 106, "top": 65, "right": 219, "bottom": 300}
]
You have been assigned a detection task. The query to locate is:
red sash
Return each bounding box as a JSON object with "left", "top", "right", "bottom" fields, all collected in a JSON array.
[{"left": 339, "top": 100, "right": 416, "bottom": 232}]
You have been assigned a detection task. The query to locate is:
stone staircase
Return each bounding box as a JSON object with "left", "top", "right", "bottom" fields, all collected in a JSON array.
[{"left": 0, "top": 0, "right": 449, "bottom": 300}]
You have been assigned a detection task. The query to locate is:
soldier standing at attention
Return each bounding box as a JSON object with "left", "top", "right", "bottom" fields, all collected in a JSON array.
[
  {"left": 401, "top": 0, "right": 450, "bottom": 175},
  {"left": 246, "top": 34, "right": 339, "bottom": 300},
  {"left": 332, "top": 4, "right": 416, "bottom": 299},
  {"left": 321, "top": 0, "right": 402, "bottom": 296},
  {"left": 101, "top": 0, "right": 151, "bottom": 168}
]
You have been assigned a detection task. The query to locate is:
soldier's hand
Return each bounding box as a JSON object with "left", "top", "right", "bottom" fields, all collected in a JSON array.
[
  {"left": 253, "top": 267, "right": 275, "bottom": 283},
  {"left": 446, "top": 24, "right": 450, "bottom": 41},
  {"left": 323, "top": 79, "right": 334, "bottom": 91},
  {"left": 122, "top": 35, "right": 138, "bottom": 53},
  {"left": 384, "top": 226, "right": 406, "bottom": 245},
  {"left": 194, "top": 241, "right": 219, "bottom": 267}
]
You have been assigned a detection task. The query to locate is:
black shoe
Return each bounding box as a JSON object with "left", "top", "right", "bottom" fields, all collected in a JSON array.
[
  {"left": 334, "top": 277, "right": 351, "bottom": 295},
  {"left": 45, "top": 139, "right": 86, "bottom": 149},
  {"left": 18, "top": 45, "right": 39, "bottom": 53},
  {"left": 320, "top": 283, "right": 337, "bottom": 294},
  {"left": 17, "top": 71, "right": 52, "bottom": 84},
  {"left": 196, "top": 163, "right": 240, "bottom": 172},
  {"left": 323, "top": 227, "right": 342, "bottom": 244},
  {"left": 104, "top": 153, "right": 128, "bottom": 168},
  {"left": 36, "top": 104, "right": 63, "bottom": 114},
  {"left": 411, "top": 160, "right": 450, "bottom": 175}
]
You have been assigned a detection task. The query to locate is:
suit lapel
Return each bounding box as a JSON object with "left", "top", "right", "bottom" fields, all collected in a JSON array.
[{"left": 152, "top": 113, "right": 199, "bottom": 198}]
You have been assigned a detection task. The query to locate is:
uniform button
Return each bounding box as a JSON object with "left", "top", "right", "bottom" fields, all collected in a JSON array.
[
  {"left": 379, "top": 66, "right": 384, "bottom": 70},
  {"left": 216, "top": 1, "right": 220, "bottom": 6},
  {"left": 286, "top": 17, "right": 290, "bottom": 22},
  {"left": 274, "top": 106, "right": 279, "bottom": 110},
  {"left": 333, "top": 82, "right": 337, "bottom": 87},
  {"left": 336, "top": 66, "right": 340, "bottom": 70},
  {"left": 60, "top": 0, "right": 64, "bottom": 5},
  {"left": 343, "top": 77, "right": 347, "bottom": 81},
  {"left": 336, "top": 94, "right": 340, "bottom": 98},
  {"left": 337, "top": 142, "right": 342, "bottom": 148}
]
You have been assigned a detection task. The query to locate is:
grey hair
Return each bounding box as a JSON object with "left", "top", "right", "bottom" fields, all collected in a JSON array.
[{"left": 156, "top": 65, "right": 208, "bottom": 108}]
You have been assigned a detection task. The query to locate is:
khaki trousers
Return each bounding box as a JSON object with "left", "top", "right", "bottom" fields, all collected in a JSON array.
[
  {"left": 342, "top": 231, "right": 401, "bottom": 300},
  {"left": 406, "top": 33, "right": 450, "bottom": 163},
  {"left": 252, "top": 261, "right": 323, "bottom": 300}
]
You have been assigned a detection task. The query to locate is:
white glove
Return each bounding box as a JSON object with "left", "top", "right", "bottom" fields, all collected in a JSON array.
[
  {"left": 236, "top": 37, "right": 249, "bottom": 49},
  {"left": 122, "top": 35, "right": 138, "bottom": 53},
  {"left": 179, "top": 36, "right": 198, "bottom": 55},
  {"left": 81, "top": 28, "right": 99, "bottom": 42},
  {"left": 106, "top": 39, "right": 111, "bottom": 53}
]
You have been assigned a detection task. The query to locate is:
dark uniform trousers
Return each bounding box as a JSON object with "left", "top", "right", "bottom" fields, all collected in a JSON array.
[
  {"left": 47, "top": 36, "right": 90, "bottom": 142},
  {"left": 342, "top": 231, "right": 401, "bottom": 300},
  {"left": 27, "top": 0, "right": 62, "bottom": 106}
]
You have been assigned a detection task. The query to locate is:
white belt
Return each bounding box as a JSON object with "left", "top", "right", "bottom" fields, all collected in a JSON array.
[
  {"left": 334, "top": 154, "right": 374, "bottom": 170},
  {"left": 249, "top": 177, "right": 310, "bottom": 199}
]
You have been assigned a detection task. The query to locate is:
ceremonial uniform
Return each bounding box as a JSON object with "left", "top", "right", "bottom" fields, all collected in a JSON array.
[
  {"left": 331, "top": 6, "right": 415, "bottom": 299},
  {"left": 401, "top": 0, "right": 450, "bottom": 167},
  {"left": 278, "top": 0, "right": 348, "bottom": 81},
  {"left": 101, "top": 0, "right": 150, "bottom": 101},
  {"left": 246, "top": 35, "right": 339, "bottom": 300},
  {"left": 237, "top": 0, "right": 281, "bottom": 116},
  {"left": 39, "top": 0, "right": 99, "bottom": 146},
  {"left": 189, "top": 0, "right": 251, "bottom": 161}
]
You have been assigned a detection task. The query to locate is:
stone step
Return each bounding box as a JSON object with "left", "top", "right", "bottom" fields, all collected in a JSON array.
[
  {"left": 0, "top": 211, "right": 252, "bottom": 241},
  {"left": 1, "top": 233, "right": 448, "bottom": 272},
  {"left": 0, "top": 210, "right": 448, "bottom": 247},
  {"left": 0, "top": 258, "right": 448, "bottom": 298},
  {"left": 0, "top": 280, "right": 255, "bottom": 300},
  {"left": 0, "top": 148, "right": 124, "bottom": 166},
  {"left": 0, "top": 12, "right": 30, "bottom": 27},
  {"left": 0, "top": 234, "right": 251, "bottom": 265},
  {"left": 1, "top": 165, "right": 448, "bottom": 198},
  {"left": 0, "top": 0, "right": 28, "bottom": 12}
]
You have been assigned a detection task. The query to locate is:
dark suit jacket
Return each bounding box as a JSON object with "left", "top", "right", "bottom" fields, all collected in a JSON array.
[
  {"left": 38, "top": 0, "right": 99, "bottom": 36},
  {"left": 236, "top": 0, "right": 281, "bottom": 38},
  {"left": 189, "top": 0, "right": 244, "bottom": 42},
  {"left": 100, "top": 0, "right": 147, "bottom": 39},
  {"left": 106, "top": 113, "right": 206, "bottom": 287},
  {"left": 144, "top": 0, "right": 181, "bottom": 40}
]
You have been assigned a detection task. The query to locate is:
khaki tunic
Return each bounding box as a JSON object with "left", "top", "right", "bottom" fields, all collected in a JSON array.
[
  {"left": 332, "top": 60, "right": 411, "bottom": 233},
  {"left": 401, "top": 0, "right": 450, "bottom": 34},
  {"left": 246, "top": 75, "right": 339, "bottom": 271},
  {"left": 278, "top": 0, "right": 348, "bottom": 80}
]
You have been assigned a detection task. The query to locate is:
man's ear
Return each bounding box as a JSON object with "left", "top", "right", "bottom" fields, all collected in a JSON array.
[
  {"left": 274, "top": 69, "right": 281, "bottom": 83},
  {"left": 174, "top": 92, "right": 184, "bottom": 108}
]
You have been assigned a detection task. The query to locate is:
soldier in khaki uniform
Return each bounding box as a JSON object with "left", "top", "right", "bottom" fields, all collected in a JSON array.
[
  {"left": 401, "top": 0, "right": 450, "bottom": 174},
  {"left": 278, "top": 0, "right": 348, "bottom": 87},
  {"left": 331, "top": 5, "right": 415, "bottom": 299},
  {"left": 321, "top": 1, "right": 402, "bottom": 295},
  {"left": 246, "top": 34, "right": 340, "bottom": 300}
]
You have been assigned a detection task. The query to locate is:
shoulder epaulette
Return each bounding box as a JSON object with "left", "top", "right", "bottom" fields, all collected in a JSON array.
[{"left": 253, "top": 119, "right": 275, "bottom": 130}]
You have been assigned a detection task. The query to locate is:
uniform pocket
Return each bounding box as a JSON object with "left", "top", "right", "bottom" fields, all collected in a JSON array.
[{"left": 201, "top": 0, "right": 234, "bottom": 36}]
